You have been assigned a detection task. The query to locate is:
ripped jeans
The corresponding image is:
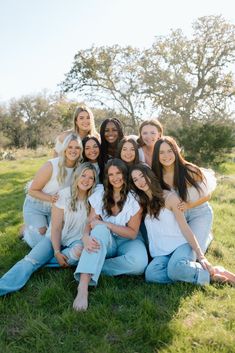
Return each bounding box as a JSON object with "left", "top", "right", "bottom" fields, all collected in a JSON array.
[
  {"left": 23, "top": 195, "right": 52, "bottom": 248},
  {"left": 0, "top": 237, "right": 83, "bottom": 296}
]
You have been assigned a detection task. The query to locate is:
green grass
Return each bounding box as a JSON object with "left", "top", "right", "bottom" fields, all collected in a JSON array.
[{"left": 0, "top": 157, "right": 235, "bottom": 353}]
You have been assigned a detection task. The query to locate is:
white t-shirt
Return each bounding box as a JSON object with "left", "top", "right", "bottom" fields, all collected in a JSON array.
[
  {"left": 89, "top": 184, "right": 140, "bottom": 226},
  {"left": 145, "top": 207, "right": 187, "bottom": 257},
  {"left": 186, "top": 168, "right": 217, "bottom": 202},
  {"left": 46, "top": 187, "right": 88, "bottom": 246}
]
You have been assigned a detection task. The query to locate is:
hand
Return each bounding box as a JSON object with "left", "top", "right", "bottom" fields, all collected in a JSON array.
[
  {"left": 177, "top": 201, "right": 188, "bottom": 212},
  {"left": 55, "top": 252, "right": 69, "bottom": 268},
  {"left": 83, "top": 235, "right": 100, "bottom": 253},
  {"left": 51, "top": 193, "right": 59, "bottom": 203},
  {"left": 90, "top": 219, "right": 104, "bottom": 229},
  {"left": 198, "top": 256, "right": 213, "bottom": 273}
]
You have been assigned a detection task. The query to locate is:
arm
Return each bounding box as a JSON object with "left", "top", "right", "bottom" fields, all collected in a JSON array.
[
  {"left": 28, "top": 161, "right": 58, "bottom": 203},
  {"left": 91, "top": 209, "right": 142, "bottom": 240},
  {"left": 167, "top": 193, "right": 213, "bottom": 273},
  {"left": 50, "top": 204, "right": 69, "bottom": 267},
  {"left": 178, "top": 194, "right": 211, "bottom": 211}
]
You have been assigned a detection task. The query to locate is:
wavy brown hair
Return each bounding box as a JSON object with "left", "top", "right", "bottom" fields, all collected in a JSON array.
[
  {"left": 102, "top": 158, "right": 129, "bottom": 216},
  {"left": 130, "top": 164, "right": 164, "bottom": 218},
  {"left": 152, "top": 136, "right": 204, "bottom": 202}
]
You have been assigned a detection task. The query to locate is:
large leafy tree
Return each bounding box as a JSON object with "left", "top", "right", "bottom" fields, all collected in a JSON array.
[
  {"left": 142, "top": 15, "right": 235, "bottom": 125},
  {"left": 61, "top": 45, "right": 148, "bottom": 130}
]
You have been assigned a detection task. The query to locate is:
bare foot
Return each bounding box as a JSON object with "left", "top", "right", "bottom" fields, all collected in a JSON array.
[
  {"left": 73, "top": 287, "right": 88, "bottom": 311},
  {"left": 211, "top": 266, "right": 235, "bottom": 286}
]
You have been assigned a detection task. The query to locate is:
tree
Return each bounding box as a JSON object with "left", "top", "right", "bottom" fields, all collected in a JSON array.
[
  {"left": 142, "top": 15, "right": 235, "bottom": 125},
  {"left": 60, "top": 45, "right": 148, "bottom": 131}
]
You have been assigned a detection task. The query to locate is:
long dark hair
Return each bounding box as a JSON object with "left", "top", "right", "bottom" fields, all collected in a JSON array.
[
  {"left": 116, "top": 137, "right": 139, "bottom": 166},
  {"left": 103, "top": 158, "right": 129, "bottom": 216},
  {"left": 130, "top": 164, "right": 164, "bottom": 218},
  {"left": 152, "top": 136, "right": 204, "bottom": 201},
  {"left": 100, "top": 118, "right": 124, "bottom": 163},
  {"left": 82, "top": 136, "right": 104, "bottom": 180}
]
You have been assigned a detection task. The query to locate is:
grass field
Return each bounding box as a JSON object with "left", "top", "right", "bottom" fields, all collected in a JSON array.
[{"left": 0, "top": 155, "right": 235, "bottom": 353}]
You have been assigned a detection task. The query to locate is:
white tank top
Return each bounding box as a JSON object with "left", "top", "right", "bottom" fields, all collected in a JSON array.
[
  {"left": 145, "top": 207, "right": 187, "bottom": 257},
  {"left": 42, "top": 158, "right": 74, "bottom": 195}
]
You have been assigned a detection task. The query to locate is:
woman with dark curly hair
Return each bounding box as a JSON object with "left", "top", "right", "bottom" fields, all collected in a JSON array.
[
  {"left": 73, "top": 158, "right": 148, "bottom": 311},
  {"left": 100, "top": 118, "right": 124, "bottom": 164}
]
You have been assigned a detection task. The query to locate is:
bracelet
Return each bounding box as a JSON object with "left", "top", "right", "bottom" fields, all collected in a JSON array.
[{"left": 54, "top": 249, "right": 60, "bottom": 256}]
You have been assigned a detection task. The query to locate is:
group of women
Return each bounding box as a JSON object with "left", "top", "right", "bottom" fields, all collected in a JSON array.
[{"left": 0, "top": 104, "right": 234, "bottom": 311}]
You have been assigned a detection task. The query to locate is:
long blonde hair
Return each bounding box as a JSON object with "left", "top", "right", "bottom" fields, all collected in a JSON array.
[
  {"left": 73, "top": 105, "right": 99, "bottom": 139},
  {"left": 57, "top": 133, "right": 83, "bottom": 185},
  {"left": 70, "top": 162, "right": 98, "bottom": 212}
]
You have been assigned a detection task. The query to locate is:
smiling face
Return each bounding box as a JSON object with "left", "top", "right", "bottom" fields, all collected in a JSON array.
[
  {"left": 131, "top": 169, "right": 150, "bottom": 193},
  {"left": 120, "top": 141, "right": 136, "bottom": 164},
  {"left": 141, "top": 124, "right": 161, "bottom": 147},
  {"left": 75, "top": 111, "right": 91, "bottom": 133},
  {"left": 104, "top": 122, "right": 119, "bottom": 144},
  {"left": 77, "top": 168, "right": 95, "bottom": 191},
  {"left": 108, "top": 165, "right": 124, "bottom": 190},
  {"left": 84, "top": 139, "right": 100, "bottom": 162},
  {"left": 65, "top": 140, "right": 81, "bottom": 162},
  {"left": 159, "top": 142, "right": 176, "bottom": 167}
]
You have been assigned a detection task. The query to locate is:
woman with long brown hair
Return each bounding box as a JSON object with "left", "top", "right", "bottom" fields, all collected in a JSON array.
[{"left": 152, "top": 136, "right": 216, "bottom": 253}]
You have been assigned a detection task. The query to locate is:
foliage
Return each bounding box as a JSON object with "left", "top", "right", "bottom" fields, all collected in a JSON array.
[
  {"left": 0, "top": 157, "right": 235, "bottom": 353},
  {"left": 168, "top": 119, "right": 235, "bottom": 165}
]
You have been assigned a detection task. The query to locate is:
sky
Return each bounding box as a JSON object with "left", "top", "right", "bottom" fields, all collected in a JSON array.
[{"left": 0, "top": 0, "right": 234, "bottom": 103}]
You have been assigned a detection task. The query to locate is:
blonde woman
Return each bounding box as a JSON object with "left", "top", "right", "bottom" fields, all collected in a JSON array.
[
  {"left": 54, "top": 105, "right": 99, "bottom": 156},
  {"left": 23, "top": 133, "right": 83, "bottom": 248},
  {"left": 0, "top": 163, "right": 97, "bottom": 296}
]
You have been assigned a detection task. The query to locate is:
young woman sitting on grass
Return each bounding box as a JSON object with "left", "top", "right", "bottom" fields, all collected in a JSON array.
[
  {"left": 130, "top": 164, "right": 235, "bottom": 286},
  {"left": 0, "top": 163, "right": 97, "bottom": 296},
  {"left": 73, "top": 158, "right": 148, "bottom": 311},
  {"left": 152, "top": 136, "right": 216, "bottom": 253},
  {"left": 116, "top": 137, "right": 140, "bottom": 167},
  {"left": 22, "top": 133, "right": 83, "bottom": 248}
]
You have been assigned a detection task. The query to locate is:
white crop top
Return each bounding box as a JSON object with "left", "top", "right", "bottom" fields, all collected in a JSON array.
[
  {"left": 186, "top": 168, "right": 217, "bottom": 203},
  {"left": 89, "top": 185, "right": 140, "bottom": 226},
  {"left": 42, "top": 158, "right": 74, "bottom": 195}
]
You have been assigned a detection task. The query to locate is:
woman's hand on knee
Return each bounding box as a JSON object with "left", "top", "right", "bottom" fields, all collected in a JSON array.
[
  {"left": 83, "top": 235, "right": 100, "bottom": 253},
  {"left": 55, "top": 252, "right": 69, "bottom": 268}
]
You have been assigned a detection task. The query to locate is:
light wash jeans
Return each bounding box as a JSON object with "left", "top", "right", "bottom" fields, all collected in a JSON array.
[
  {"left": 184, "top": 202, "right": 213, "bottom": 253},
  {"left": 23, "top": 195, "right": 52, "bottom": 248},
  {"left": 0, "top": 237, "right": 82, "bottom": 296},
  {"left": 74, "top": 224, "right": 148, "bottom": 286},
  {"left": 145, "top": 243, "right": 210, "bottom": 285}
]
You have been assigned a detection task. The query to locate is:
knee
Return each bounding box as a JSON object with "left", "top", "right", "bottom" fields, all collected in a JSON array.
[
  {"left": 38, "top": 226, "right": 47, "bottom": 235},
  {"left": 91, "top": 224, "right": 111, "bottom": 244},
  {"left": 124, "top": 251, "right": 148, "bottom": 275},
  {"left": 167, "top": 259, "right": 188, "bottom": 281}
]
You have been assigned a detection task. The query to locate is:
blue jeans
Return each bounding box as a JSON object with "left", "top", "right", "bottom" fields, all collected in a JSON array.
[
  {"left": 145, "top": 243, "right": 210, "bottom": 285},
  {"left": 74, "top": 224, "right": 148, "bottom": 286},
  {"left": 185, "top": 202, "right": 213, "bottom": 253},
  {"left": 23, "top": 195, "right": 52, "bottom": 248},
  {"left": 0, "top": 237, "right": 82, "bottom": 296}
]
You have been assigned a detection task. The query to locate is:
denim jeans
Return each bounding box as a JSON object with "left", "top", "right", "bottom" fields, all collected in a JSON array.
[
  {"left": 145, "top": 243, "right": 210, "bottom": 285},
  {"left": 184, "top": 202, "right": 213, "bottom": 253},
  {"left": 0, "top": 237, "right": 82, "bottom": 296},
  {"left": 23, "top": 195, "right": 52, "bottom": 248},
  {"left": 74, "top": 224, "right": 148, "bottom": 286}
]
